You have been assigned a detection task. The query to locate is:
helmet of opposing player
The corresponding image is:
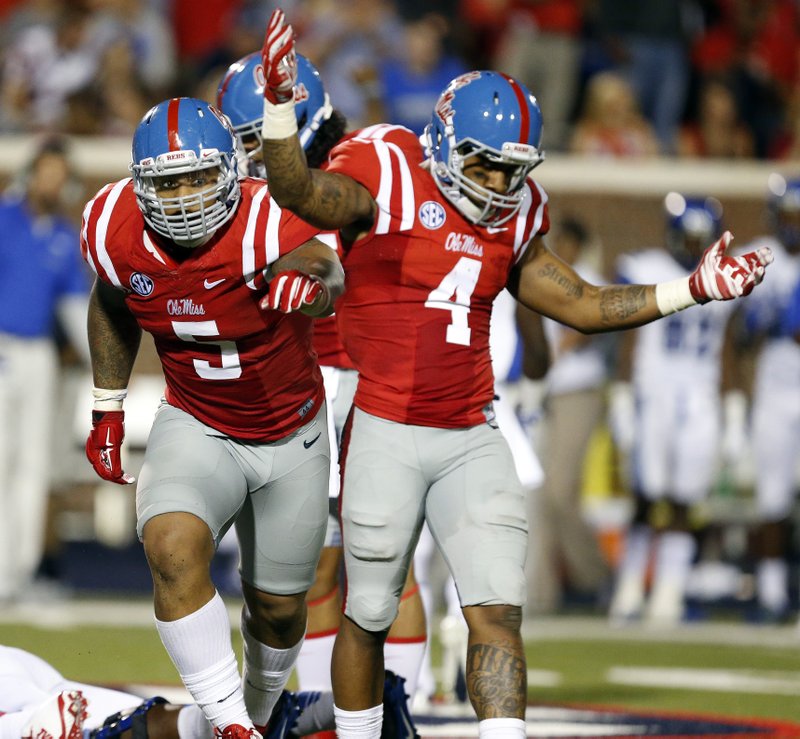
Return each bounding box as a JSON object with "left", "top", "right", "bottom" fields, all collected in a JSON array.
[
  {"left": 664, "top": 192, "right": 723, "bottom": 269},
  {"left": 423, "top": 71, "right": 545, "bottom": 228},
  {"left": 131, "top": 97, "right": 240, "bottom": 246},
  {"left": 216, "top": 51, "right": 333, "bottom": 176},
  {"left": 767, "top": 173, "right": 800, "bottom": 254}
]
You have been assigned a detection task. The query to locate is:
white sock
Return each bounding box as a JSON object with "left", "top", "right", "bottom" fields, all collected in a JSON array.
[
  {"left": 647, "top": 531, "right": 696, "bottom": 623},
  {"left": 333, "top": 704, "right": 383, "bottom": 739},
  {"left": 242, "top": 617, "right": 304, "bottom": 726},
  {"left": 383, "top": 637, "right": 427, "bottom": 700},
  {"left": 295, "top": 631, "right": 336, "bottom": 691},
  {"left": 156, "top": 592, "right": 250, "bottom": 730},
  {"left": 653, "top": 531, "right": 696, "bottom": 582},
  {"left": 618, "top": 524, "right": 652, "bottom": 581},
  {"left": 758, "top": 557, "right": 789, "bottom": 612},
  {"left": 478, "top": 717, "right": 527, "bottom": 738},
  {"left": 177, "top": 704, "right": 215, "bottom": 739}
]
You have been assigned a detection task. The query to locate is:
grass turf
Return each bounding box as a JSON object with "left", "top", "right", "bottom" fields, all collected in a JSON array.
[{"left": 2, "top": 620, "right": 800, "bottom": 723}]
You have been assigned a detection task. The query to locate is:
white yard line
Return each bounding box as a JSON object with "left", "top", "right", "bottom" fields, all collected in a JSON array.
[{"left": 607, "top": 666, "right": 800, "bottom": 695}]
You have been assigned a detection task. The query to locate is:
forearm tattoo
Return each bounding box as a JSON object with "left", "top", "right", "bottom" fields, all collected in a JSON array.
[
  {"left": 599, "top": 285, "right": 648, "bottom": 325},
  {"left": 466, "top": 642, "right": 527, "bottom": 719},
  {"left": 538, "top": 262, "right": 584, "bottom": 298}
]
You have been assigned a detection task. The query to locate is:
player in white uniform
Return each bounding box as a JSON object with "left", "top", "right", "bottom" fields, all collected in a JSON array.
[
  {"left": 609, "top": 194, "right": 739, "bottom": 625},
  {"left": 738, "top": 175, "right": 800, "bottom": 622},
  {"left": 0, "top": 646, "right": 418, "bottom": 739},
  {"left": 533, "top": 217, "right": 613, "bottom": 614}
]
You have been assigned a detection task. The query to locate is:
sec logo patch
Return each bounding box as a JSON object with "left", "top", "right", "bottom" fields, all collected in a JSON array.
[
  {"left": 419, "top": 201, "right": 446, "bottom": 230},
  {"left": 130, "top": 272, "right": 154, "bottom": 296}
]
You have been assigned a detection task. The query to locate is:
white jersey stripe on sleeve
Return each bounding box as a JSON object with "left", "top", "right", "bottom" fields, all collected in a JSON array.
[
  {"left": 513, "top": 181, "right": 548, "bottom": 262},
  {"left": 242, "top": 184, "right": 270, "bottom": 289},
  {"left": 265, "top": 196, "right": 282, "bottom": 266},
  {"left": 94, "top": 178, "right": 132, "bottom": 288},
  {"left": 373, "top": 141, "right": 393, "bottom": 235},
  {"left": 373, "top": 140, "right": 416, "bottom": 235},
  {"left": 81, "top": 183, "right": 113, "bottom": 276},
  {"left": 386, "top": 141, "right": 415, "bottom": 231}
]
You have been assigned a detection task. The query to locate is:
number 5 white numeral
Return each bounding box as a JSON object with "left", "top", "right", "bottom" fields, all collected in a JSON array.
[
  {"left": 424, "top": 257, "right": 482, "bottom": 346},
  {"left": 172, "top": 320, "right": 242, "bottom": 379}
]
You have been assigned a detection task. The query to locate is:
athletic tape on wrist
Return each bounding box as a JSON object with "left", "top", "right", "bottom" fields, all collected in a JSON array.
[
  {"left": 655, "top": 277, "right": 696, "bottom": 316},
  {"left": 92, "top": 387, "right": 127, "bottom": 411},
  {"left": 262, "top": 98, "right": 298, "bottom": 140}
]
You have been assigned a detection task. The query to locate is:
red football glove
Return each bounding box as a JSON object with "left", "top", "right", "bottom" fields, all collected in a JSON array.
[
  {"left": 261, "top": 270, "right": 323, "bottom": 312},
  {"left": 85, "top": 410, "right": 135, "bottom": 485},
  {"left": 688, "top": 231, "right": 773, "bottom": 304},
  {"left": 261, "top": 9, "right": 297, "bottom": 104}
]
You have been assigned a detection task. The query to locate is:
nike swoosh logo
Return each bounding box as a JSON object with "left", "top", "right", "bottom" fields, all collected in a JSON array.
[
  {"left": 303, "top": 433, "right": 322, "bottom": 449},
  {"left": 204, "top": 277, "right": 225, "bottom": 289}
]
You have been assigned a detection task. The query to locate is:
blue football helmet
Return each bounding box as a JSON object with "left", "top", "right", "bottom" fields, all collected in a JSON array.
[
  {"left": 767, "top": 173, "right": 800, "bottom": 252},
  {"left": 664, "top": 192, "right": 723, "bottom": 268},
  {"left": 131, "top": 97, "right": 240, "bottom": 245},
  {"left": 217, "top": 51, "right": 333, "bottom": 176},
  {"left": 423, "top": 71, "right": 545, "bottom": 227}
]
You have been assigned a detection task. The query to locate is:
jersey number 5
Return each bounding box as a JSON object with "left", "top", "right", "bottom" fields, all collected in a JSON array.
[
  {"left": 424, "top": 257, "right": 482, "bottom": 346},
  {"left": 172, "top": 320, "right": 242, "bottom": 379}
]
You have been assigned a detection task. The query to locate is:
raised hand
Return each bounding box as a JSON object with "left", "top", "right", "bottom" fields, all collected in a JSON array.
[
  {"left": 688, "top": 231, "right": 773, "bottom": 303},
  {"left": 261, "top": 9, "right": 298, "bottom": 104},
  {"left": 85, "top": 410, "right": 135, "bottom": 485},
  {"left": 261, "top": 270, "right": 322, "bottom": 312}
]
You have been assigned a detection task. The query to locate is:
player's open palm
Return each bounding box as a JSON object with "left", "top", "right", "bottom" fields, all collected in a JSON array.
[{"left": 688, "top": 231, "right": 773, "bottom": 303}]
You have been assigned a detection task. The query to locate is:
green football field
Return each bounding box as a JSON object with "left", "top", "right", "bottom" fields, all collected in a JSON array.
[{"left": 3, "top": 598, "right": 800, "bottom": 725}]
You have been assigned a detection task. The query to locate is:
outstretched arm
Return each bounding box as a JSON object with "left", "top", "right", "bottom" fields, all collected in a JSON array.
[
  {"left": 259, "top": 9, "right": 376, "bottom": 230},
  {"left": 509, "top": 231, "right": 772, "bottom": 334}
]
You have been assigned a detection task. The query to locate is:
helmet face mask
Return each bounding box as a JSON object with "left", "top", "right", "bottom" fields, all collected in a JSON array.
[
  {"left": 424, "top": 71, "right": 545, "bottom": 227},
  {"left": 664, "top": 192, "right": 723, "bottom": 268},
  {"left": 217, "top": 51, "right": 333, "bottom": 174},
  {"left": 131, "top": 98, "right": 240, "bottom": 246},
  {"left": 767, "top": 173, "right": 800, "bottom": 253}
]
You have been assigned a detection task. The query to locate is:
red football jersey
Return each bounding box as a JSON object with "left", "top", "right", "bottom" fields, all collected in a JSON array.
[
  {"left": 80, "top": 177, "right": 337, "bottom": 441},
  {"left": 326, "top": 124, "right": 550, "bottom": 427}
]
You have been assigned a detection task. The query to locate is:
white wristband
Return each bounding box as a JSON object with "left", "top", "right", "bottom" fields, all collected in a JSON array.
[
  {"left": 93, "top": 387, "right": 127, "bottom": 411},
  {"left": 262, "top": 98, "right": 298, "bottom": 140},
  {"left": 655, "top": 277, "right": 697, "bottom": 316}
]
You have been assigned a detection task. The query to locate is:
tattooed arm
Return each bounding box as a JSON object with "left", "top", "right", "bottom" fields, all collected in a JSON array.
[
  {"left": 507, "top": 236, "right": 662, "bottom": 334},
  {"left": 88, "top": 279, "right": 142, "bottom": 390},
  {"left": 261, "top": 136, "right": 376, "bottom": 233}
]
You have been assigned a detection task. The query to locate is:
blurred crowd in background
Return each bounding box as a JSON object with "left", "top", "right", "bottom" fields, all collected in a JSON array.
[{"left": 2, "top": 0, "right": 800, "bottom": 160}]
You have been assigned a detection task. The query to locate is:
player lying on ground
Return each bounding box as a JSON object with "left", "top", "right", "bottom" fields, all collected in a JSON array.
[{"left": 1, "top": 646, "right": 418, "bottom": 739}]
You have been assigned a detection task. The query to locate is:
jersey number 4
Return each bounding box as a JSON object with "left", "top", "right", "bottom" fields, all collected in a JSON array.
[
  {"left": 424, "top": 257, "right": 482, "bottom": 346},
  {"left": 172, "top": 320, "right": 242, "bottom": 379}
]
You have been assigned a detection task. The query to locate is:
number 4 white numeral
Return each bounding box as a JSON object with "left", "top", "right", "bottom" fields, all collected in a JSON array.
[{"left": 424, "top": 257, "right": 482, "bottom": 346}]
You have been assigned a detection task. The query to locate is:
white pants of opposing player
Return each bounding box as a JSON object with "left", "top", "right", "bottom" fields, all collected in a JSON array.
[
  {"left": 0, "top": 334, "right": 58, "bottom": 601},
  {"left": 631, "top": 386, "right": 721, "bottom": 504}
]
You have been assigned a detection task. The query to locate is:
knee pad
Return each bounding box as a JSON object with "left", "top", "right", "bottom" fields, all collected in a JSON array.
[
  {"left": 346, "top": 591, "right": 400, "bottom": 632},
  {"left": 90, "top": 697, "right": 167, "bottom": 739}
]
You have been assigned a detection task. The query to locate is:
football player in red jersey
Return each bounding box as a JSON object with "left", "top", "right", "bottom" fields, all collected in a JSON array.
[
  {"left": 80, "top": 97, "right": 344, "bottom": 739},
  {"left": 217, "top": 52, "right": 428, "bottom": 706},
  {"left": 258, "top": 10, "right": 773, "bottom": 739}
]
